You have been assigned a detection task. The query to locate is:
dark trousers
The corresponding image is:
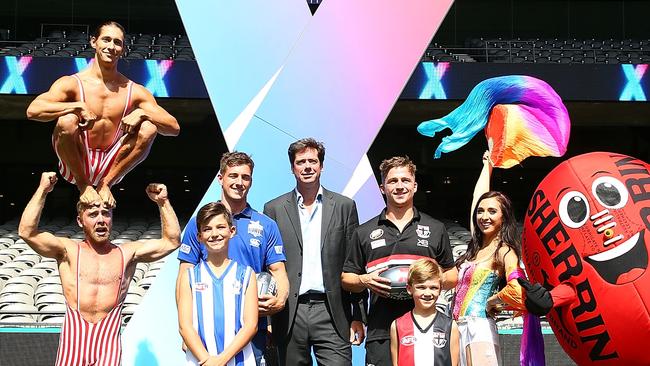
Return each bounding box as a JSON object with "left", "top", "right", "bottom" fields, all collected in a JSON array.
[
  {"left": 251, "top": 329, "right": 266, "bottom": 366},
  {"left": 365, "top": 339, "right": 392, "bottom": 366},
  {"left": 278, "top": 298, "right": 352, "bottom": 366}
]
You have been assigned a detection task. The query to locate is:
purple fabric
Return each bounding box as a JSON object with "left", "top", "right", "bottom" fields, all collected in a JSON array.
[
  {"left": 508, "top": 269, "right": 546, "bottom": 366},
  {"left": 507, "top": 268, "right": 526, "bottom": 282},
  {"left": 521, "top": 312, "right": 546, "bottom": 366}
]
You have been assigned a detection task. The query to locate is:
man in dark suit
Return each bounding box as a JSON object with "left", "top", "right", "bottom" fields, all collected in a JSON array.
[{"left": 263, "top": 138, "right": 366, "bottom": 366}]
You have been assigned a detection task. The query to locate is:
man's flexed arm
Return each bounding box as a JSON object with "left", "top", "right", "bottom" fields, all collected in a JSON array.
[
  {"left": 18, "top": 172, "right": 67, "bottom": 259},
  {"left": 124, "top": 85, "right": 179, "bottom": 136},
  {"left": 127, "top": 183, "right": 181, "bottom": 263},
  {"left": 26, "top": 76, "right": 96, "bottom": 123}
]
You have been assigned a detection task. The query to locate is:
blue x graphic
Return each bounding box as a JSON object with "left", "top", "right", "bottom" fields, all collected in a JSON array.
[
  {"left": 74, "top": 57, "right": 93, "bottom": 72},
  {"left": 144, "top": 60, "right": 172, "bottom": 97},
  {"left": 419, "top": 61, "right": 449, "bottom": 99},
  {"left": 0, "top": 56, "right": 31, "bottom": 94},
  {"left": 620, "top": 64, "right": 647, "bottom": 101}
]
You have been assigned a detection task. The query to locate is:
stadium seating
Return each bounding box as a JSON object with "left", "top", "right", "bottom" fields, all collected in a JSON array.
[
  {"left": 427, "top": 38, "right": 650, "bottom": 64},
  {"left": 0, "top": 30, "right": 195, "bottom": 60},
  {"left": 423, "top": 37, "right": 650, "bottom": 64},
  {"left": 3, "top": 28, "right": 650, "bottom": 64}
]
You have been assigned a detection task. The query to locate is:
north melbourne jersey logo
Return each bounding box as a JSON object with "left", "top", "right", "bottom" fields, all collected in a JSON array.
[
  {"left": 195, "top": 282, "right": 209, "bottom": 292},
  {"left": 416, "top": 225, "right": 430, "bottom": 239},
  {"left": 180, "top": 243, "right": 191, "bottom": 254},
  {"left": 432, "top": 331, "right": 447, "bottom": 348},
  {"left": 370, "top": 228, "right": 384, "bottom": 240},
  {"left": 248, "top": 220, "right": 263, "bottom": 238},
  {"left": 232, "top": 280, "right": 242, "bottom": 294}
]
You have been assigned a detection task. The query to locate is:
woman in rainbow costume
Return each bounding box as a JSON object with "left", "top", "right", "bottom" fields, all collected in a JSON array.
[{"left": 451, "top": 151, "right": 526, "bottom": 366}]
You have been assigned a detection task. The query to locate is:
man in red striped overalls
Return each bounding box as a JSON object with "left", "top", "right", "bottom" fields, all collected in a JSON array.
[
  {"left": 19, "top": 172, "right": 181, "bottom": 365},
  {"left": 26, "top": 21, "right": 180, "bottom": 209}
]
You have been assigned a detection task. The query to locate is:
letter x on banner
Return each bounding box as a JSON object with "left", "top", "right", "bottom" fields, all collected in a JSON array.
[
  {"left": 0, "top": 56, "right": 32, "bottom": 94},
  {"left": 420, "top": 62, "right": 450, "bottom": 99},
  {"left": 620, "top": 64, "right": 647, "bottom": 101},
  {"left": 122, "top": 1, "right": 454, "bottom": 365}
]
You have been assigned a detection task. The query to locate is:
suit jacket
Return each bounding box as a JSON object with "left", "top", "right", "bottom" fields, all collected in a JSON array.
[{"left": 263, "top": 187, "right": 364, "bottom": 341}]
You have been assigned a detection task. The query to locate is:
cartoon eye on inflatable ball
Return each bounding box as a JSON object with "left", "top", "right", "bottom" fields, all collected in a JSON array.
[{"left": 521, "top": 152, "right": 650, "bottom": 366}]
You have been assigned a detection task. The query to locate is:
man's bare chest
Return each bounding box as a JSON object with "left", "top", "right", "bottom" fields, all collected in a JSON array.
[
  {"left": 78, "top": 80, "right": 131, "bottom": 121},
  {"left": 78, "top": 259, "right": 123, "bottom": 287}
]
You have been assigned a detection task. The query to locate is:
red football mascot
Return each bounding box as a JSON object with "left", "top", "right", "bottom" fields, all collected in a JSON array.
[{"left": 519, "top": 152, "right": 650, "bottom": 365}]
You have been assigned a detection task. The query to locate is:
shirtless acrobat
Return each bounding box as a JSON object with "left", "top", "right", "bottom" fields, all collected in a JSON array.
[
  {"left": 19, "top": 172, "right": 181, "bottom": 366},
  {"left": 26, "top": 21, "right": 180, "bottom": 208}
]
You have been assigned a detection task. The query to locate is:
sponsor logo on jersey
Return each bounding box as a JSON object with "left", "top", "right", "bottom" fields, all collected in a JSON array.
[
  {"left": 370, "top": 229, "right": 384, "bottom": 240},
  {"left": 371, "top": 239, "right": 386, "bottom": 249},
  {"left": 274, "top": 245, "right": 283, "bottom": 254},
  {"left": 248, "top": 220, "right": 263, "bottom": 238},
  {"left": 250, "top": 238, "right": 261, "bottom": 247},
  {"left": 416, "top": 225, "right": 430, "bottom": 239},
  {"left": 401, "top": 335, "right": 417, "bottom": 346},
  {"left": 233, "top": 280, "right": 242, "bottom": 294},
  {"left": 180, "top": 243, "right": 191, "bottom": 254},
  {"left": 417, "top": 239, "right": 429, "bottom": 247},
  {"left": 432, "top": 332, "right": 447, "bottom": 348},
  {"left": 195, "top": 282, "right": 209, "bottom": 292}
]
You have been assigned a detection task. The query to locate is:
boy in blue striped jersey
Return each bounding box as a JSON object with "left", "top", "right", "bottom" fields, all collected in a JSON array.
[{"left": 177, "top": 202, "right": 259, "bottom": 366}]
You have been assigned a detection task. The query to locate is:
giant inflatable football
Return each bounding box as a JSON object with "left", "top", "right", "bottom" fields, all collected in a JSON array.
[{"left": 522, "top": 152, "right": 650, "bottom": 365}]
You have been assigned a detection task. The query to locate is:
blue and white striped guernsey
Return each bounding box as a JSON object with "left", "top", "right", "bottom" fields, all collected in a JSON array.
[{"left": 186, "top": 259, "right": 255, "bottom": 366}]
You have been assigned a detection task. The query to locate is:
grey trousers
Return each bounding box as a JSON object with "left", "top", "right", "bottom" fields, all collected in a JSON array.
[{"left": 278, "top": 300, "right": 352, "bottom": 366}]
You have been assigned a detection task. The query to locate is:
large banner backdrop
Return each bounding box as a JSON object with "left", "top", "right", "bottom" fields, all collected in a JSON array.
[
  {"left": 120, "top": 1, "right": 454, "bottom": 365},
  {"left": 2, "top": 57, "right": 648, "bottom": 102}
]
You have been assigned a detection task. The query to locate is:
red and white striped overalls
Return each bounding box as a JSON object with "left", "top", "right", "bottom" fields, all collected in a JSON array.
[{"left": 55, "top": 243, "right": 126, "bottom": 366}]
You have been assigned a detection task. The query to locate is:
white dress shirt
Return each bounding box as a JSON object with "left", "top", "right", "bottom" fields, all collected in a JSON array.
[{"left": 297, "top": 187, "right": 325, "bottom": 295}]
